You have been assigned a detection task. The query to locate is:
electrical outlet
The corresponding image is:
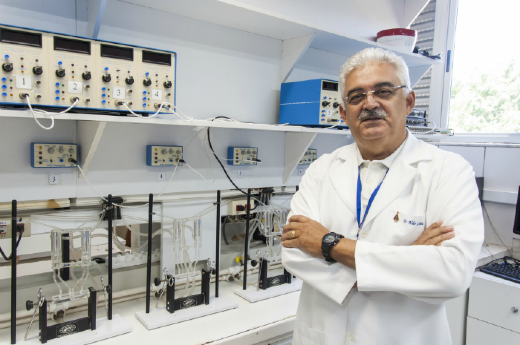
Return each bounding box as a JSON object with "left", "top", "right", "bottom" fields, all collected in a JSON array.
[
  {"left": 48, "top": 175, "right": 60, "bottom": 185},
  {"left": 158, "top": 172, "right": 166, "bottom": 181},
  {"left": 298, "top": 169, "right": 304, "bottom": 176},
  {"left": 237, "top": 171, "right": 243, "bottom": 178},
  {"left": 228, "top": 200, "right": 252, "bottom": 215},
  {"left": 0, "top": 217, "right": 31, "bottom": 239}
]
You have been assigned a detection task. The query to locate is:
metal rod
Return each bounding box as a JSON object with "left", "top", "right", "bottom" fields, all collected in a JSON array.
[
  {"left": 11, "top": 200, "right": 16, "bottom": 345},
  {"left": 146, "top": 193, "right": 153, "bottom": 313},
  {"left": 107, "top": 194, "right": 113, "bottom": 320},
  {"left": 215, "top": 190, "right": 221, "bottom": 298},
  {"left": 243, "top": 189, "right": 251, "bottom": 290}
]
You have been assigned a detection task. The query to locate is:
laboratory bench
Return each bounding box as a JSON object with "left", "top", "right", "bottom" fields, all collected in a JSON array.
[{"left": 0, "top": 243, "right": 512, "bottom": 345}]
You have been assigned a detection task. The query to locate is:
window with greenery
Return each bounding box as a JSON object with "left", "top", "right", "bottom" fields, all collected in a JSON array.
[{"left": 449, "top": 0, "right": 520, "bottom": 133}]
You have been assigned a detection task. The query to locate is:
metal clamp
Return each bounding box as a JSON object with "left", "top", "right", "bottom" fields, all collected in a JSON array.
[
  {"left": 99, "top": 277, "right": 111, "bottom": 318},
  {"left": 154, "top": 268, "right": 171, "bottom": 308},
  {"left": 24, "top": 288, "right": 44, "bottom": 341}
]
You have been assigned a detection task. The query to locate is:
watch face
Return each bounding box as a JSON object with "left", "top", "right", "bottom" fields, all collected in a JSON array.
[{"left": 324, "top": 234, "right": 335, "bottom": 243}]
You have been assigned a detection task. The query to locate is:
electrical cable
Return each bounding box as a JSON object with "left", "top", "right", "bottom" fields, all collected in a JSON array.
[
  {"left": 0, "top": 229, "right": 23, "bottom": 261},
  {"left": 206, "top": 127, "right": 250, "bottom": 198},
  {"left": 122, "top": 101, "right": 172, "bottom": 119},
  {"left": 26, "top": 95, "right": 79, "bottom": 130}
]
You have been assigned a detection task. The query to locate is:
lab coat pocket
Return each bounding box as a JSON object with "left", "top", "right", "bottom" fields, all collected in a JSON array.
[
  {"left": 293, "top": 319, "right": 326, "bottom": 345},
  {"left": 388, "top": 209, "right": 425, "bottom": 245}
]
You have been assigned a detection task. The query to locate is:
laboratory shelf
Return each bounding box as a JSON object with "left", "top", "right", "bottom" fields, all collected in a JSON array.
[{"left": 119, "top": 0, "right": 441, "bottom": 86}]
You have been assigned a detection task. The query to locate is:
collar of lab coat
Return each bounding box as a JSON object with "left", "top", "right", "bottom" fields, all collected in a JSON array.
[{"left": 330, "top": 129, "right": 433, "bottom": 228}]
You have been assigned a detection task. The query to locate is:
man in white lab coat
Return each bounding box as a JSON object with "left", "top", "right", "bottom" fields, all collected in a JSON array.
[{"left": 281, "top": 48, "right": 484, "bottom": 345}]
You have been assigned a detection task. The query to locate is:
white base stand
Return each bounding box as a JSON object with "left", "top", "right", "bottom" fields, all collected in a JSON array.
[
  {"left": 18, "top": 314, "right": 132, "bottom": 345},
  {"left": 135, "top": 296, "right": 239, "bottom": 330},
  {"left": 234, "top": 278, "right": 303, "bottom": 303}
]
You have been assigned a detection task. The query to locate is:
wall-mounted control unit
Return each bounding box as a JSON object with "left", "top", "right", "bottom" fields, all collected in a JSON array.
[
  {"left": 31, "top": 143, "right": 78, "bottom": 168},
  {"left": 0, "top": 217, "right": 31, "bottom": 239},
  {"left": 299, "top": 149, "right": 317, "bottom": 165},
  {"left": 228, "top": 199, "right": 252, "bottom": 216},
  {"left": 0, "top": 24, "right": 176, "bottom": 114},
  {"left": 146, "top": 145, "right": 183, "bottom": 166},
  {"left": 279, "top": 79, "right": 346, "bottom": 127},
  {"left": 227, "top": 147, "right": 259, "bottom": 166}
]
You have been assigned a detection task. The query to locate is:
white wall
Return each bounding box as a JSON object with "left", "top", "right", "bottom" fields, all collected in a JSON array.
[{"left": 439, "top": 145, "right": 520, "bottom": 248}]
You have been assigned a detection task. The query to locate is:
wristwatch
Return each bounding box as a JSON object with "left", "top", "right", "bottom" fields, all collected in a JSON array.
[{"left": 321, "top": 232, "right": 344, "bottom": 263}]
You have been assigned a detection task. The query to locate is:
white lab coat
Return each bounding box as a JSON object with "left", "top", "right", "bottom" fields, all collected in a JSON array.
[{"left": 282, "top": 133, "right": 484, "bottom": 345}]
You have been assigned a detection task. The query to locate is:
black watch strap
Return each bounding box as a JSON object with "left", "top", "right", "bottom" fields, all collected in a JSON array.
[{"left": 322, "top": 232, "right": 344, "bottom": 263}]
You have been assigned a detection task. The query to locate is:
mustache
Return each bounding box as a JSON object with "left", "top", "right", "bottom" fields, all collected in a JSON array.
[{"left": 358, "top": 108, "right": 388, "bottom": 121}]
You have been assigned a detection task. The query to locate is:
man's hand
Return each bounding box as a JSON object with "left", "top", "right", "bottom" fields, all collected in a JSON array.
[
  {"left": 281, "top": 215, "right": 330, "bottom": 258},
  {"left": 413, "top": 220, "right": 454, "bottom": 246}
]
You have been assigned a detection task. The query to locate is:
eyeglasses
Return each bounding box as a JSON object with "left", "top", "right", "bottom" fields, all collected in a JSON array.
[{"left": 344, "top": 85, "right": 406, "bottom": 105}]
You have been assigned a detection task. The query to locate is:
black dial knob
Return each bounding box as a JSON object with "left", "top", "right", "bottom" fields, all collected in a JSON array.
[
  {"left": 143, "top": 78, "right": 152, "bottom": 87},
  {"left": 154, "top": 277, "right": 161, "bottom": 286},
  {"left": 2, "top": 62, "right": 13, "bottom": 72},
  {"left": 125, "top": 76, "right": 134, "bottom": 85},
  {"left": 55, "top": 68, "right": 66, "bottom": 78},
  {"left": 26, "top": 300, "right": 34, "bottom": 311},
  {"left": 333, "top": 102, "right": 340, "bottom": 108},
  {"left": 322, "top": 101, "right": 330, "bottom": 107},
  {"left": 251, "top": 260, "right": 258, "bottom": 267},
  {"left": 102, "top": 73, "right": 111, "bottom": 82},
  {"left": 163, "top": 80, "right": 172, "bottom": 88},
  {"left": 82, "top": 71, "right": 91, "bottom": 80},
  {"left": 32, "top": 66, "right": 43, "bottom": 75}
]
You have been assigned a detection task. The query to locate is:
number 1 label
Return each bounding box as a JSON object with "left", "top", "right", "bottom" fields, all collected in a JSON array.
[{"left": 16, "top": 75, "right": 32, "bottom": 90}]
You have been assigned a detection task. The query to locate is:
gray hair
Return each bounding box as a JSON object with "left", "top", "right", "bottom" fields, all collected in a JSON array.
[{"left": 339, "top": 48, "right": 411, "bottom": 106}]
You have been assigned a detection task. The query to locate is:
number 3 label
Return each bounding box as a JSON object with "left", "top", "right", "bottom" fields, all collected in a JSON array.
[
  {"left": 113, "top": 87, "right": 125, "bottom": 99},
  {"left": 68, "top": 81, "right": 83, "bottom": 94},
  {"left": 151, "top": 89, "right": 162, "bottom": 100}
]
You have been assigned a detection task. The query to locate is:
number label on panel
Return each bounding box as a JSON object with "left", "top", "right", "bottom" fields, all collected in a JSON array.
[
  {"left": 113, "top": 87, "right": 125, "bottom": 99},
  {"left": 68, "top": 81, "right": 83, "bottom": 94},
  {"left": 326, "top": 109, "right": 332, "bottom": 117},
  {"left": 16, "top": 75, "right": 32, "bottom": 89},
  {"left": 151, "top": 89, "right": 162, "bottom": 100}
]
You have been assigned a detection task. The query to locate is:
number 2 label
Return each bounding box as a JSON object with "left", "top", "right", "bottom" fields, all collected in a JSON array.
[{"left": 68, "top": 81, "right": 83, "bottom": 94}]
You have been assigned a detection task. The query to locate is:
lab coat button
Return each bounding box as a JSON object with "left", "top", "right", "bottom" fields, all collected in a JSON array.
[
  {"left": 360, "top": 231, "right": 367, "bottom": 238},
  {"left": 349, "top": 333, "right": 355, "bottom": 341}
]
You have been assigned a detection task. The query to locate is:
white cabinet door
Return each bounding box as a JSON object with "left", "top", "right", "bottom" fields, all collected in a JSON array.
[
  {"left": 467, "top": 317, "right": 520, "bottom": 345},
  {"left": 468, "top": 273, "right": 520, "bottom": 332}
]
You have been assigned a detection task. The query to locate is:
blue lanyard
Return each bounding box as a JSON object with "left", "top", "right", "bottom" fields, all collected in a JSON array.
[{"left": 356, "top": 165, "right": 388, "bottom": 235}]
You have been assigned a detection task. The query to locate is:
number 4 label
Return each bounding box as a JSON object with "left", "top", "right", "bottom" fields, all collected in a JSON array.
[{"left": 151, "top": 89, "right": 162, "bottom": 100}]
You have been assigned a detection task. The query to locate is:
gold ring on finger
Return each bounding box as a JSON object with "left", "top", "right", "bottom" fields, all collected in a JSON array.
[{"left": 290, "top": 230, "right": 296, "bottom": 239}]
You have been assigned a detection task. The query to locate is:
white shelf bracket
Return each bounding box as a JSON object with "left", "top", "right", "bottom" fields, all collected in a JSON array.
[
  {"left": 409, "top": 65, "right": 433, "bottom": 88},
  {"left": 77, "top": 121, "right": 107, "bottom": 179},
  {"left": 88, "top": 0, "right": 108, "bottom": 39},
  {"left": 283, "top": 132, "right": 317, "bottom": 184},
  {"left": 281, "top": 33, "right": 315, "bottom": 83}
]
